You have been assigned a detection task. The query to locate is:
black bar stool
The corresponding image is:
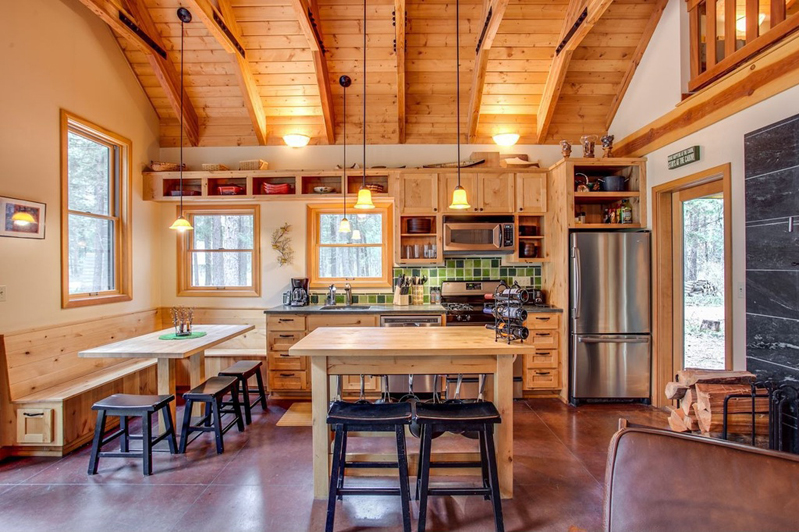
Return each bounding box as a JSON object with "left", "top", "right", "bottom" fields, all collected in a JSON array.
[
  {"left": 179, "top": 376, "right": 244, "bottom": 454},
  {"left": 415, "top": 401, "right": 504, "bottom": 532},
  {"left": 218, "top": 360, "right": 267, "bottom": 424},
  {"left": 88, "top": 394, "right": 177, "bottom": 476},
  {"left": 326, "top": 401, "right": 413, "bottom": 532}
]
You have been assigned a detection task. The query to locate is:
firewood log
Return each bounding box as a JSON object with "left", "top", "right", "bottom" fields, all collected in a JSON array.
[
  {"left": 665, "top": 381, "right": 690, "bottom": 400},
  {"left": 694, "top": 383, "right": 768, "bottom": 414},
  {"left": 692, "top": 403, "right": 769, "bottom": 434},
  {"left": 676, "top": 369, "right": 755, "bottom": 386},
  {"left": 682, "top": 387, "right": 695, "bottom": 416},
  {"left": 667, "top": 406, "right": 690, "bottom": 432}
]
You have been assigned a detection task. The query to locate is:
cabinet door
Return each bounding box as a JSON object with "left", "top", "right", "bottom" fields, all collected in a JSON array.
[
  {"left": 400, "top": 173, "right": 439, "bottom": 214},
  {"left": 478, "top": 174, "right": 515, "bottom": 213},
  {"left": 516, "top": 173, "right": 547, "bottom": 213},
  {"left": 441, "top": 173, "right": 479, "bottom": 213}
]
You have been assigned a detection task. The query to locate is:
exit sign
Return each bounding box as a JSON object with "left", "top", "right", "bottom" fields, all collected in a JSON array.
[{"left": 667, "top": 146, "right": 701, "bottom": 169}]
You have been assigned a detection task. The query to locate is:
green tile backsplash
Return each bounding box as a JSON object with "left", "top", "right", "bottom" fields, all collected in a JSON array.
[{"left": 309, "top": 258, "right": 541, "bottom": 304}]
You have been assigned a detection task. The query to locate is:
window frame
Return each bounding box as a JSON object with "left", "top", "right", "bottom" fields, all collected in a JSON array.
[
  {"left": 176, "top": 204, "right": 261, "bottom": 297},
  {"left": 60, "top": 110, "right": 132, "bottom": 309},
  {"left": 306, "top": 202, "right": 394, "bottom": 290}
]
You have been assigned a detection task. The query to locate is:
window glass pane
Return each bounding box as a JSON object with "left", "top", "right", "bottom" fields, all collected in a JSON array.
[
  {"left": 68, "top": 132, "right": 110, "bottom": 216},
  {"left": 318, "top": 246, "right": 383, "bottom": 278},
  {"left": 192, "top": 214, "right": 254, "bottom": 250},
  {"left": 191, "top": 251, "right": 253, "bottom": 287},
  {"left": 68, "top": 214, "right": 115, "bottom": 294},
  {"left": 320, "top": 213, "right": 383, "bottom": 244}
]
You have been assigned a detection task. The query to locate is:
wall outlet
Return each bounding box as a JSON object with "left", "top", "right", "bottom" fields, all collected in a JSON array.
[
  {"left": 0, "top": 285, "right": 6, "bottom": 302},
  {"left": 513, "top": 276, "right": 532, "bottom": 287},
  {"left": 737, "top": 282, "right": 745, "bottom": 299}
]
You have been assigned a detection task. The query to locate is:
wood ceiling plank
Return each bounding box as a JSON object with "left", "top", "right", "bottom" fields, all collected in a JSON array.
[
  {"left": 396, "top": 0, "right": 407, "bottom": 143},
  {"left": 291, "top": 0, "right": 336, "bottom": 143},
  {"left": 536, "top": 0, "right": 614, "bottom": 142},
  {"left": 187, "top": 0, "right": 269, "bottom": 144}
]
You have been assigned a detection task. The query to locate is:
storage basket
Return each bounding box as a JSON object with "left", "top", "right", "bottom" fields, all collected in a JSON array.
[
  {"left": 239, "top": 159, "right": 269, "bottom": 171},
  {"left": 201, "top": 163, "right": 229, "bottom": 171},
  {"left": 150, "top": 161, "right": 185, "bottom": 172}
]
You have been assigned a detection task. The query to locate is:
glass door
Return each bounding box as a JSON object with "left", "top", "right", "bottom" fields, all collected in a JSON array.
[{"left": 672, "top": 180, "right": 729, "bottom": 370}]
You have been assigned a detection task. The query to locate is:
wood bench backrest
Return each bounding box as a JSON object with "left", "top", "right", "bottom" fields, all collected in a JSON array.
[
  {"left": 160, "top": 308, "right": 266, "bottom": 350},
  {"left": 1, "top": 309, "right": 161, "bottom": 401}
]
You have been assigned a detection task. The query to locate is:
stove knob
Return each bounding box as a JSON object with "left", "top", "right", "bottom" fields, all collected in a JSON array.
[{"left": 465, "top": 315, "right": 471, "bottom": 321}]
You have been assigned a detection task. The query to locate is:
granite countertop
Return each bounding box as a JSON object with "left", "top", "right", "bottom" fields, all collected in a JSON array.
[{"left": 265, "top": 304, "right": 447, "bottom": 314}]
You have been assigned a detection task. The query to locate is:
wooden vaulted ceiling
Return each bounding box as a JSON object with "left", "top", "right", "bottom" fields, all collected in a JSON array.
[{"left": 78, "top": 0, "right": 667, "bottom": 147}]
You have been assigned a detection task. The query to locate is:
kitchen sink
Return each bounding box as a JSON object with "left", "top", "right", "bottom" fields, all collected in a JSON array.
[{"left": 320, "top": 305, "right": 372, "bottom": 310}]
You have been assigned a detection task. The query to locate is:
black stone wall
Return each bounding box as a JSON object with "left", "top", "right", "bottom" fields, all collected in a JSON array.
[{"left": 745, "top": 113, "right": 799, "bottom": 383}]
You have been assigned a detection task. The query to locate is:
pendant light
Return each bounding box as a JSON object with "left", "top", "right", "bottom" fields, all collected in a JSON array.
[
  {"left": 354, "top": 0, "right": 375, "bottom": 210},
  {"left": 448, "top": 0, "right": 471, "bottom": 210},
  {"left": 339, "top": 75, "right": 352, "bottom": 234},
  {"left": 170, "top": 7, "right": 194, "bottom": 231}
]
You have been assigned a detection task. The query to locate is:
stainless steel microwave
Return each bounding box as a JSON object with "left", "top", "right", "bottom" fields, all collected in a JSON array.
[{"left": 443, "top": 216, "right": 515, "bottom": 255}]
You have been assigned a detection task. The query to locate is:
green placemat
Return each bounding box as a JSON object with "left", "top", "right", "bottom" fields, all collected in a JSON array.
[{"left": 159, "top": 331, "right": 207, "bottom": 340}]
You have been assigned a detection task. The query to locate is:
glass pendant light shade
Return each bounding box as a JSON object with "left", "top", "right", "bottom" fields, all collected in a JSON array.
[
  {"left": 351, "top": 229, "right": 361, "bottom": 240},
  {"left": 169, "top": 215, "right": 193, "bottom": 231},
  {"left": 339, "top": 217, "right": 351, "bottom": 233},
  {"left": 449, "top": 185, "right": 471, "bottom": 209},
  {"left": 11, "top": 211, "right": 36, "bottom": 226},
  {"left": 354, "top": 186, "right": 375, "bottom": 209}
]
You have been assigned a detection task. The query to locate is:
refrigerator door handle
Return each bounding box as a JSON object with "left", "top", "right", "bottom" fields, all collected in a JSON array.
[
  {"left": 577, "top": 337, "right": 651, "bottom": 344},
  {"left": 572, "top": 246, "right": 581, "bottom": 319}
]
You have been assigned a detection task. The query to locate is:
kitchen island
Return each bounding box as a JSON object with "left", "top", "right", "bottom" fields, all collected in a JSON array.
[{"left": 289, "top": 326, "right": 536, "bottom": 499}]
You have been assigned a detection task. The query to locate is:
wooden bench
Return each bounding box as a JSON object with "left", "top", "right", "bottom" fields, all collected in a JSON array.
[{"left": 0, "top": 310, "right": 161, "bottom": 456}]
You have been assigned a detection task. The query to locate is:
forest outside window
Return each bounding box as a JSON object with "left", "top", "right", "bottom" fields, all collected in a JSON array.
[
  {"left": 307, "top": 204, "right": 393, "bottom": 289},
  {"left": 61, "top": 111, "right": 132, "bottom": 308},
  {"left": 177, "top": 205, "right": 260, "bottom": 296}
]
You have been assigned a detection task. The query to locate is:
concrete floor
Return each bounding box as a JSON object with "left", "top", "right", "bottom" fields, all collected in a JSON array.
[{"left": 0, "top": 399, "right": 667, "bottom": 532}]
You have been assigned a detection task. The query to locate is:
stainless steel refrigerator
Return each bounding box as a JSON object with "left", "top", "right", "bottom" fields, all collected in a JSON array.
[{"left": 569, "top": 231, "right": 651, "bottom": 405}]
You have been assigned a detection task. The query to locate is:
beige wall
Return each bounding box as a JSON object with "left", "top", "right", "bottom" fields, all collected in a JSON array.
[{"left": 0, "top": 0, "right": 162, "bottom": 333}]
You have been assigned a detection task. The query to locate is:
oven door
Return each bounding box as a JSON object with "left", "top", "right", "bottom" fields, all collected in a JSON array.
[{"left": 444, "top": 223, "right": 506, "bottom": 254}]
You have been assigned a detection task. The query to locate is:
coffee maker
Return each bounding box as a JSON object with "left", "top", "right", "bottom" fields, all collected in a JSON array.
[{"left": 290, "top": 278, "right": 309, "bottom": 307}]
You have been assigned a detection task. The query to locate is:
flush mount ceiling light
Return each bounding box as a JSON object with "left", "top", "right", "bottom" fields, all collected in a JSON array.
[
  {"left": 283, "top": 134, "right": 310, "bottom": 148},
  {"left": 448, "top": 0, "right": 471, "bottom": 211},
  {"left": 170, "top": 7, "right": 193, "bottom": 232},
  {"left": 354, "top": 0, "right": 375, "bottom": 210},
  {"left": 493, "top": 133, "right": 520, "bottom": 147},
  {"left": 339, "top": 75, "right": 352, "bottom": 234},
  {"left": 11, "top": 211, "right": 36, "bottom": 226}
]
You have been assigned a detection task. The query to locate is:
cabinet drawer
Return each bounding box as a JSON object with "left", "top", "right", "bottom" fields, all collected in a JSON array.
[
  {"left": 268, "top": 370, "right": 308, "bottom": 391},
  {"left": 16, "top": 408, "right": 54, "bottom": 444},
  {"left": 341, "top": 375, "right": 381, "bottom": 393},
  {"left": 530, "top": 330, "right": 558, "bottom": 348},
  {"left": 526, "top": 368, "right": 559, "bottom": 389},
  {"left": 268, "top": 352, "right": 307, "bottom": 371},
  {"left": 527, "top": 313, "right": 560, "bottom": 330},
  {"left": 268, "top": 331, "right": 305, "bottom": 351},
  {"left": 526, "top": 350, "right": 558, "bottom": 369},
  {"left": 267, "top": 314, "right": 306, "bottom": 331},
  {"left": 306, "top": 314, "right": 378, "bottom": 331}
]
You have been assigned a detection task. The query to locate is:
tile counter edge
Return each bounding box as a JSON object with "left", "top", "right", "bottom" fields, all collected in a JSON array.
[{"left": 265, "top": 304, "right": 563, "bottom": 314}]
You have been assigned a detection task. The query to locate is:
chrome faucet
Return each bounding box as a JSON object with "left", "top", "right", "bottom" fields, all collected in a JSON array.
[
  {"left": 344, "top": 283, "right": 353, "bottom": 306},
  {"left": 326, "top": 284, "right": 336, "bottom": 306}
]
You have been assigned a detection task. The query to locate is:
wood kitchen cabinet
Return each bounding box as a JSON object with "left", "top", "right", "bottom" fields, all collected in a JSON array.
[
  {"left": 441, "top": 173, "right": 479, "bottom": 213},
  {"left": 478, "top": 173, "right": 515, "bottom": 213},
  {"left": 399, "top": 173, "right": 440, "bottom": 214},
  {"left": 522, "top": 312, "right": 561, "bottom": 392},
  {"left": 516, "top": 172, "right": 547, "bottom": 213}
]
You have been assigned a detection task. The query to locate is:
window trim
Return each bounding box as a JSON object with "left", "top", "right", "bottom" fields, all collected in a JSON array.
[
  {"left": 60, "top": 110, "right": 132, "bottom": 309},
  {"left": 176, "top": 204, "right": 261, "bottom": 297},
  {"left": 306, "top": 202, "right": 394, "bottom": 289}
]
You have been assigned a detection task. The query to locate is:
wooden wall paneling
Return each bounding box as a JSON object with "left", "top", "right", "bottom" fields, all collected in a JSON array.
[
  {"left": 395, "top": 0, "right": 407, "bottom": 143},
  {"left": 79, "top": 0, "right": 200, "bottom": 146},
  {"left": 0, "top": 336, "right": 13, "bottom": 451}
]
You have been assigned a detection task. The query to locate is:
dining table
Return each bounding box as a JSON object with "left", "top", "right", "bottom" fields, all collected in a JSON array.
[
  {"left": 289, "top": 326, "right": 536, "bottom": 500},
  {"left": 78, "top": 324, "right": 255, "bottom": 430}
]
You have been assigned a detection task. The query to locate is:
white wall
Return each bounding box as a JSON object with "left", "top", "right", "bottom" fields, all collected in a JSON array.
[
  {"left": 0, "top": 0, "right": 161, "bottom": 333},
  {"left": 610, "top": 0, "right": 799, "bottom": 370}
]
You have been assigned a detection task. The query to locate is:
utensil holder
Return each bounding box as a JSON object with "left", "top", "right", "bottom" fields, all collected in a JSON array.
[
  {"left": 411, "top": 286, "right": 424, "bottom": 305},
  {"left": 394, "top": 294, "right": 410, "bottom": 306}
]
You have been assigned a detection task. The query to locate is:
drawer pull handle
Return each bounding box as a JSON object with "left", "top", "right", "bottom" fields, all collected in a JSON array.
[
  {"left": 536, "top": 333, "right": 551, "bottom": 337},
  {"left": 536, "top": 351, "right": 553, "bottom": 355},
  {"left": 279, "top": 354, "right": 291, "bottom": 357},
  {"left": 535, "top": 371, "right": 551, "bottom": 376},
  {"left": 279, "top": 373, "right": 295, "bottom": 377},
  {"left": 278, "top": 319, "right": 294, "bottom": 323},
  {"left": 278, "top": 334, "right": 294, "bottom": 338},
  {"left": 535, "top": 317, "right": 551, "bottom": 321},
  {"left": 23, "top": 412, "right": 44, "bottom": 417}
]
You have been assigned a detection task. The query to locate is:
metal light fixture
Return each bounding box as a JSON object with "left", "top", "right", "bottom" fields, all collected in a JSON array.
[
  {"left": 449, "top": 0, "right": 471, "bottom": 210},
  {"left": 170, "top": 7, "right": 194, "bottom": 232},
  {"left": 283, "top": 134, "right": 310, "bottom": 148},
  {"left": 493, "top": 133, "right": 520, "bottom": 147},
  {"left": 11, "top": 211, "right": 36, "bottom": 226},
  {"left": 339, "top": 76, "right": 352, "bottom": 234},
  {"left": 354, "top": 0, "right": 375, "bottom": 210}
]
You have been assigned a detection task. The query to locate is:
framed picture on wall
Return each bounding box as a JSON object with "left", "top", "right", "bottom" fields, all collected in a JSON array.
[{"left": 0, "top": 196, "right": 46, "bottom": 239}]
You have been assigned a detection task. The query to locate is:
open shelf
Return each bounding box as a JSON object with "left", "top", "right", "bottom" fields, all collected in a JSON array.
[
  {"left": 516, "top": 214, "right": 545, "bottom": 261},
  {"left": 573, "top": 223, "right": 643, "bottom": 229},
  {"left": 573, "top": 191, "right": 640, "bottom": 203},
  {"left": 208, "top": 177, "right": 247, "bottom": 196},
  {"left": 253, "top": 176, "right": 296, "bottom": 196},
  {"left": 346, "top": 174, "right": 389, "bottom": 195},
  {"left": 162, "top": 177, "right": 202, "bottom": 197},
  {"left": 398, "top": 216, "right": 439, "bottom": 263}
]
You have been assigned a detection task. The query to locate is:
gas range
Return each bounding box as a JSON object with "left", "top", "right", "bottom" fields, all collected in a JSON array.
[{"left": 440, "top": 280, "right": 501, "bottom": 327}]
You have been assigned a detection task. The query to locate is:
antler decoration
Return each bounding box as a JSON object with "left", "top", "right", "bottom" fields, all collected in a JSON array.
[{"left": 271, "top": 223, "right": 294, "bottom": 266}]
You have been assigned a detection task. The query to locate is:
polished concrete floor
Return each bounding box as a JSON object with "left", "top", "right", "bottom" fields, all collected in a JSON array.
[{"left": 0, "top": 399, "right": 666, "bottom": 532}]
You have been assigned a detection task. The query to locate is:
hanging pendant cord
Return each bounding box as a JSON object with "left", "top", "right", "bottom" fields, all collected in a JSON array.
[
  {"left": 179, "top": 16, "right": 184, "bottom": 214},
  {"left": 343, "top": 84, "right": 347, "bottom": 220},
  {"left": 456, "top": 0, "right": 461, "bottom": 187},
  {"left": 363, "top": 0, "right": 367, "bottom": 184}
]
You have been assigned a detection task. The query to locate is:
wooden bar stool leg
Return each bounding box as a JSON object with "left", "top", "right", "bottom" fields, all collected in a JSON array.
[
  {"left": 231, "top": 383, "right": 245, "bottom": 432},
  {"left": 415, "top": 424, "right": 427, "bottom": 501},
  {"left": 142, "top": 411, "right": 153, "bottom": 476},
  {"left": 254, "top": 370, "right": 267, "bottom": 410},
  {"left": 395, "top": 425, "right": 412, "bottom": 532},
  {"left": 179, "top": 399, "right": 194, "bottom": 454},
  {"left": 88, "top": 409, "right": 107, "bottom": 475},
  {"left": 212, "top": 399, "right": 225, "bottom": 454},
  {"left": 119, "top": 415, "right": 129, "bottom": 453},
  {"left": 325, "top": 425, "right": 345, "bottom": 532},
  {"left": 162, "top": 405, "right": 178, "bottom": 454},
  {"left": 417, "top": 426, "right": 433, "bottom": 532},
  {"left": 479, "top": 429, "right": 490, "bottom": 499},
  {"left": 484, "top": 424, "right": 504, "bottom": 532},
  {"left": 240, "top": 377, "right": 252, "bottom": 425}
]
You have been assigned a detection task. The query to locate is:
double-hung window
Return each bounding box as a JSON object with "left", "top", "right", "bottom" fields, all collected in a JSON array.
[
  {"left": 177, "top": 205, "right": 260, "bottom": 296},
  {"left": 61, "top": 111, "right": 131, "bottom": 308}
]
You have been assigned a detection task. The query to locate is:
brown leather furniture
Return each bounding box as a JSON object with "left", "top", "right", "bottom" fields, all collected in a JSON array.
[{"left": 604, "top": 426, "right": 799, "bottom": 531}]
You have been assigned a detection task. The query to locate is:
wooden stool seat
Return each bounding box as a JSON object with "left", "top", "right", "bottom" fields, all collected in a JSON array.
[
  {"left": 218, "top": 361, "right": 267, "bottom": 425},
  {"left": 93, "top": 394, "right": 174, "bottom": 412},
  {"left": 179, "top": 376, "right": 244, "bottom": 454}
]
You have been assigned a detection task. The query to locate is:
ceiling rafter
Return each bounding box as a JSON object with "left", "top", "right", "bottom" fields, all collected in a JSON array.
[
  {"left": 467, "top": 0, "right": 510, "bottom": 142},
  {"left": 76, "top": 0, "right": 200, "bottom": 146},
  {"left": 395, "top": 0, "right": 407, "bottom": 144},
  {"left": 291, "top": 0, "right": 336, "bottom": 144},
  {"left": 536, "top": 0, "right": 614, "bottom": 142},
  {"left": 186, "top": 0, "right": 268, "bottom": 145}
]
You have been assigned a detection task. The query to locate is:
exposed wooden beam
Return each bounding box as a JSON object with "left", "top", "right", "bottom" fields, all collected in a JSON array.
[
  {"left": 77, "top": 0, "right": 200, "bottom": 146},
  {"left": 291, "top": 0, "right": 336, "bottom": 144},
  {"left": 187, "top": 0, "right": 268, "bottom": 145},
  {"left": 467, "top": 0, "right": 510, "bottom": 142},
  {"left": 604, "top": 0, "right": 668, "bottom": 129},
  {"left": 395, "top": 0, "right": 407, "bottom": 144},
  {"left": 614, "top": 31, "right": 799, "bottom": 157},
  {"left": 536, "top": 0, "right": 613, "bottom": 142}
]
